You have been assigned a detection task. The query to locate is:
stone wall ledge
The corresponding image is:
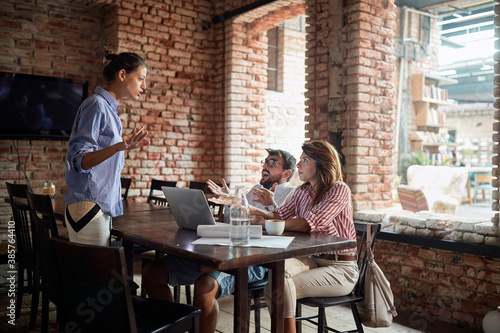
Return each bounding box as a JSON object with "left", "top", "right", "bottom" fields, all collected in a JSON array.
[{"left": 354, "top": 208, "right": 499, "bottom": 246}]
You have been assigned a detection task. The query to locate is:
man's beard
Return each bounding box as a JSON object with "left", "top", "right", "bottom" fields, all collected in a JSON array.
[{"left": 260, "top": 172, "right": 282, "bottom": 189}]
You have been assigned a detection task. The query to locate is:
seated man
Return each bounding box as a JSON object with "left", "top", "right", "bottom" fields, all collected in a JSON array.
[{"left": 142, "top": 148, "right": 297, "bottom": 333}]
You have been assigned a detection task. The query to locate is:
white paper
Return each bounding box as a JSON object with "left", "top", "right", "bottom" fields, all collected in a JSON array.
[
  {"left": 197, "top": 224, "right": 263, "bottom": 239},
  {"left": 191, "top": 235, "right": 294, "bottom": 248}
]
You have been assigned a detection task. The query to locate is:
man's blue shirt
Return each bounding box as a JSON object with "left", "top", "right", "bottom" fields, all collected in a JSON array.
[{"left": 64, "top": 87, "right": 124, "bottom": 217}]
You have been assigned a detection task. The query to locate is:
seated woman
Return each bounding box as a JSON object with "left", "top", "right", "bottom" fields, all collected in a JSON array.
[{"left": 251, "top": 140, "right": 358, "bottom": 333}]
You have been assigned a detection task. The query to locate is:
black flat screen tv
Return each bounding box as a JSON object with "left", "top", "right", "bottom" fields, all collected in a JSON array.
[{"left": 0, "top": 72, "right": 89, "bottom": 140}]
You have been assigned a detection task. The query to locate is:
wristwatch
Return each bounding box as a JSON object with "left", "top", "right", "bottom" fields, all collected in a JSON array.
[{"left": 266, "top": 203, "right": 277, "bottom": 212}]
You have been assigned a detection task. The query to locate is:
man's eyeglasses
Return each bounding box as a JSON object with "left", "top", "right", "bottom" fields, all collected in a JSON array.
[{"left": 261, "top": 159, "right": 283, "bottom": 168}]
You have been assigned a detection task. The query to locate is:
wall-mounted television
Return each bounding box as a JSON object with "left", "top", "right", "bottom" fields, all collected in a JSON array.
[{"left": 0, "top": 72, "right": 89, "bottom": 140}]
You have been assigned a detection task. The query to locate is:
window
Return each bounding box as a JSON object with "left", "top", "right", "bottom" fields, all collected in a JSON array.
[{"left": 267, "top": 27, "right": 280, "bottom": 91}]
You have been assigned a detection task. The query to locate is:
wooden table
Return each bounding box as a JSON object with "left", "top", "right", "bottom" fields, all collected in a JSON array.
[
  {"left": 5, "top": 196, "right": 170, "bottom": 221},
  {"left": 111, "top": 209, "right": 357, "bottom": 333},
  {"left": 5, "top": 194, "right": 356, "bottom": 332}
]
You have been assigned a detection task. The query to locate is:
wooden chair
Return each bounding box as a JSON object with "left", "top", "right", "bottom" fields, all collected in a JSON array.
[
  {"left": 246, "top": 274, "right": 269, "bottom": 333},
  {"left": 114, "top": 177, "right": 132, "bottom": 244},
  {"left": 51, "top": 238, "right": 200, "bottom": 333},
  {"left": 26, "top": 190, "right": 60, "bottom": 333},
  {"left": 6, "top": 183, "right": 38, "bottom": 328},
  {"left": 473, "top": 173, "right": 494, "bottom": 205},
  {"left": 295, "top": 222, "right": 381, "bottom": 333},
  {"left": 121, "top": 177, "right": 132, "bottom": 200},
  {"left": 188, "top": 181, "right": 228, "bottom": 220},
  {"left": 396, "top": 185, "right": 429, "bottom": 212},
  {"left": 188, "top": 181, "right": 210, "bottom": 193},
  {"left": 148, "top": 179, "right": 177, "bottom": 206}
]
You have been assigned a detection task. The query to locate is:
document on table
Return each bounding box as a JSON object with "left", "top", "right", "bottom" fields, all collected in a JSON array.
[
  {"left": 191, "top": 235, "right": 294, "bottom": 248},
  {"left": 197, "top": 224, "right": 263, "bottom": 239}
]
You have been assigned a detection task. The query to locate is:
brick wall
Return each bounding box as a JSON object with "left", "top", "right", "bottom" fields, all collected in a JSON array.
[
  {"left": 0, "top": 0, "right": 228, "bottom": 224},
  {"left": 305, "top": 0, "right": 397, "bottom": 210},
  {"left": 1, "top": 0, "right": 498, "bottom": 330},
  {"left": 0, "top": 0, "right": 309, "bottom": 223},
  {"left": 221, "top": 0, "right": 306, "bottom": 189},
  {"left": 376, "top": 240, "right": 500, "bottom": 330},
  {"left": 113, "top": 0, "right": 223, "bottom": 194},
  {"left": 0, "top": 0, "right": 399, "bottom": 218},
  {"left": 0, "top": 0, "right": 105, "bottom": 223}
]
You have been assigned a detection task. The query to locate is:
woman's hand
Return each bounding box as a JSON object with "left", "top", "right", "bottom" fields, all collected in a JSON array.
[
  {"left": 81, "top": 126, "right": 149, "bottom": 170},
  {"left": 249, "top": 205, "right": 275, "bottom": 220},
  {"left": 123, "top": 126, "right": 150, "bottom": 151},
  {"left": 250, "top": 215, "right": 265, "bottom": 225},
  {"left": 207, "top": 179, "right": 229, "bottom": 196},
  {"left": 251, "top": 183, "right": 276, "bottom": 206}
]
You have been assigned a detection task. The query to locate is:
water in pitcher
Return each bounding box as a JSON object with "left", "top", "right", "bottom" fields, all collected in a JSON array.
[{"left": 229, "top": 185, "right": 250, "bottom": 246}]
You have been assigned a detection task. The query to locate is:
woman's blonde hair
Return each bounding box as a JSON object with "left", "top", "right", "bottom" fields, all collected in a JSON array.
[{"left": 300, "top": 140, "right": 343, "bottom": 208}]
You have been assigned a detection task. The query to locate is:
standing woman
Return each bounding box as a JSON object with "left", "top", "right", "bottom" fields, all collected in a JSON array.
[
  {"left": 64, "top": 49, "right": 150, "bottom": 246},
  {"left": 251, "top": 140, "right": 357, "bottom": 333}
]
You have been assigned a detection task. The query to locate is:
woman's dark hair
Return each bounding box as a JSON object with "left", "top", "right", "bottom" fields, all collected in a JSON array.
[
  {"left": 300, "top": 140, "right": 343, "bottom": 208},
  {"left": 102, "top": 47, "right": 147, "bottom": 82}
]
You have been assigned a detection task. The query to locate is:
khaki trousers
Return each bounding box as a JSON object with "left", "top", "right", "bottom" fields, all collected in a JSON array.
[{"left": 264, "top": 256, "right": 359, "bottom": 318}]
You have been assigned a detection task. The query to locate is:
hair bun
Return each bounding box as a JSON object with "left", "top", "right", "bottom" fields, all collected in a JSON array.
[{"left": 103, "top": 46, "right": 116, "bottom": 61}]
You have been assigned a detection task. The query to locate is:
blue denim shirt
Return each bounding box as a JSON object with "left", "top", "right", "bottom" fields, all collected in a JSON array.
[{"left": 64, "top": 87, "right": 124, "bottom": 217}]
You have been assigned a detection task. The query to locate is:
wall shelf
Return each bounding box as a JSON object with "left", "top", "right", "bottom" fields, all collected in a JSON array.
[{"left": 410, "top": 73, "right": 458, "bottom": 162}]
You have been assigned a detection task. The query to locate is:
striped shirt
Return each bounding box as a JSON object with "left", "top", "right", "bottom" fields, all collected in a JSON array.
[{"left": 276, "top": 182, "right": 356, "bottom": 254}]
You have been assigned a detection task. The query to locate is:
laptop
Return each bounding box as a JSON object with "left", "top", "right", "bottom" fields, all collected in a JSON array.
[{"left": 162, "top": 187, "right": 217, "bottom": 230}]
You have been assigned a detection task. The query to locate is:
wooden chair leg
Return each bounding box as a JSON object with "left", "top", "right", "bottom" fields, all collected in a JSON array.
[
  {"left": 29, "top": 272, "right": 41, "bottom": 331},
  {"left": 185, "top": 285, "right": 192, "bottom": 305},
  {"left": 15, "top": 267, "right": 24, "bottom": 318},
  {"left": 351, "top": 303, "right": 364, "bottom": 333},
  {"left": 41, "top": 292, "right": 49, "bottom": 333},
  {"left": 296, "top": 303, "right": 302, "bottom": 333},
  {"left": 254, "top": 294, "right": 261, "bottom": 333},
  {"left": 141, "top": 257, "right": 149, "bottom": 297},
  {"left": 174, "top": 285, "right": 181, "bottom": 303},
  {"left": 317, "top": 307, "right": 326, "bottom": 333}
]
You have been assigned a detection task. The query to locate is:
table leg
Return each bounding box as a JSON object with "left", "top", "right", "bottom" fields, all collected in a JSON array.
[
  {"left": 271, "top": 260, "right": 285, "bottom": 333},
  {"left": 233, "top": 267, "right": 248, "bottom": 333}
]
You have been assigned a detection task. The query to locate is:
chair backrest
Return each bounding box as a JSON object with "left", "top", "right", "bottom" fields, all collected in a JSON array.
[
  {"left": 188, "top": 181, "right": 210, "bottom": 193},
  {"left": 397, "top": 185, "right": 429, "bottom": 212},
  {"left": 188, "top": 181, "right": 230, "bottom": 194},
  {"left": 6, "top": 182, "right": 34, "bottom": 269},
  {"left": 51, "top": 238, "right": 137, "bottom": 333},
  {"left": 26, "top": 191, "right": 60, "bottom": 297},
  {"left": 353, "top": 222, "right": 381, "bottom": 296},
  {"left": 475, "top": 173, "right": 493, "bottom": 185},
  {"left": 121, "top": 177, "right": 132, "bottom": 200},
  {"left": 188, "top": 181, "right": 229, "bottom": 219},
  {"left": 147, "top": 179, "right": 177, "bottom": 206}
]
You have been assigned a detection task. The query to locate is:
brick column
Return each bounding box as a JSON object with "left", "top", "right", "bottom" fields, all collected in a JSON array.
[
  {"left": 223, "top": 20, "right": 268, "bottom": 188},
  {"left": 306, "top": 0, "right": 397, "bottom": 210}
]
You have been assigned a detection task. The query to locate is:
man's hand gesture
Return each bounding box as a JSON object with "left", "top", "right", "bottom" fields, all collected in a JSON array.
[
  {"left": 251, "top": 183, "right": 277, "bottom": 207},
  {"left": 207, "top": 178, "right": 230, "bottom": 196}
]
